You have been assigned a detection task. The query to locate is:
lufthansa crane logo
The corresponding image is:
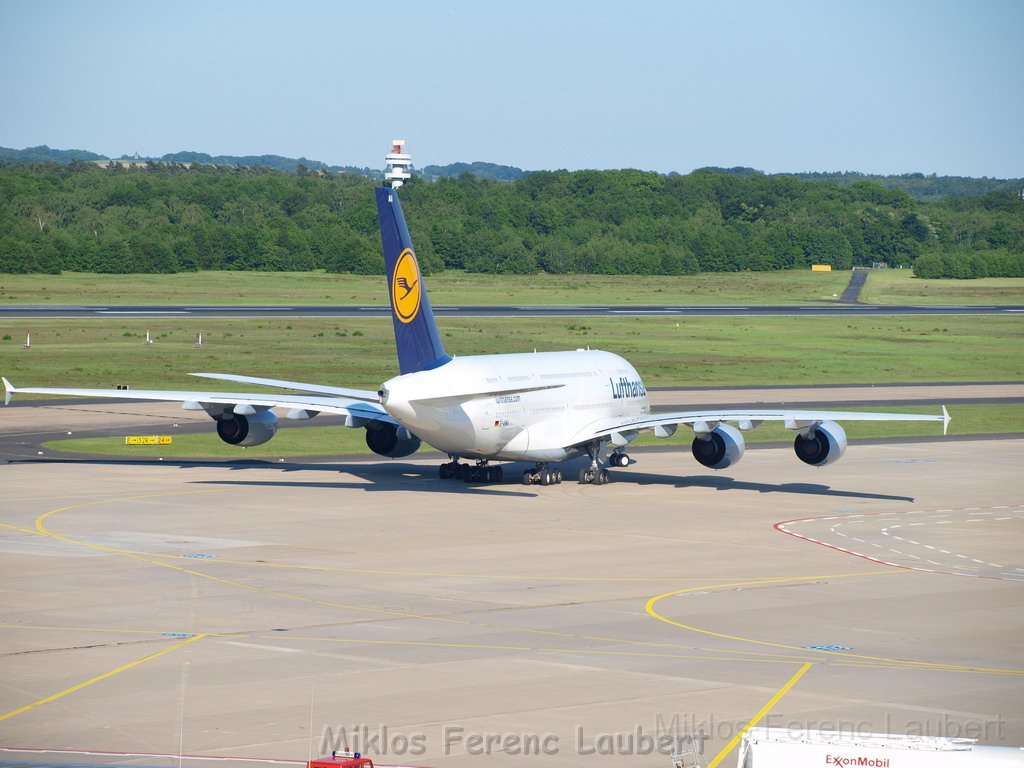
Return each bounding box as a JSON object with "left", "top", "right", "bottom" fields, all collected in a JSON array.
[{"left": 391, "top": 248, "right": 422, "bottom": 324}]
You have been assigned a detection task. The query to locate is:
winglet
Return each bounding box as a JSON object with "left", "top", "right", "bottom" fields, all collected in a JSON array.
[
  {"left": 2, "top": 376, "right": 13, "bottom": 406},
  {"left": 942, "top": 405, "right": 950, "bottom": 436}
]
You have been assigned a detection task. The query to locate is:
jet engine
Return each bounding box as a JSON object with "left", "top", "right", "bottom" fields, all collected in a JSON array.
[
  {"left": 216, "top": 409, "right": 278, "bottom": 447},
  {"left": 365, "top": 419, "right": 421, "bottom": 458},
  {"left": 793, "top": 420, "right": 847, "bottom": 466},
  {"left": 691, "top": 424, "right": 745, "bottom": 469}
]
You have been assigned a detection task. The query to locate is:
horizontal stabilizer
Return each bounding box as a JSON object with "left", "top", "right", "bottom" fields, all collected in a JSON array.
[{"left": 190, "top": 372, "right": 379, "bottom": 402}]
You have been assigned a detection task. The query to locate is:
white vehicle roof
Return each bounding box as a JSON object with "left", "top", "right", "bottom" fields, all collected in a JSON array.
[{"left": 738, "top": 728, "right": 1024, "bottom": 767}]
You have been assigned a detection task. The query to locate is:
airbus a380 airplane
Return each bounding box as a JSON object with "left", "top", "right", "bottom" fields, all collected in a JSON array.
[{"left": 3, "top": 187, "right": 949, "bottom": 486}]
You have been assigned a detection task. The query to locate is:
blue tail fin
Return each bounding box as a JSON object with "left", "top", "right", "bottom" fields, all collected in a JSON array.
[{"left": 376, "top": 186, "right": 450, "bottom": 375}]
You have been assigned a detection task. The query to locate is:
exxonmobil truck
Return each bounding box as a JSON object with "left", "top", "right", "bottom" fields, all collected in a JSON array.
[{"left": 736, "top": 728, "right": 1024, "bottom": 767}]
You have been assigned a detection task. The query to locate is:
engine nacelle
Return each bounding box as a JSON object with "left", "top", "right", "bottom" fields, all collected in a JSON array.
[
  {"left": 216, "top": 409, "right": 278, "bottom": 447},
  {"left": 365, "top": 419, "right": 421, "bottom": 458},
  {"left": 793, "top": 420, "right": 847, "bottom": 466},
  {"left": 691, "top": 423, "right": 746, "bottom": 469}
]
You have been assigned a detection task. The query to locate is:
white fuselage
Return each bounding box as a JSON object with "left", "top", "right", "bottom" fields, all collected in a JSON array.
[{"left": 379, "top": 350, "right": 650, "bottom": 462}]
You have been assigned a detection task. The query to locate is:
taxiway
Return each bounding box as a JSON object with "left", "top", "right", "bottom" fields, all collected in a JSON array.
[{"left": 1, "top": 431, "right": 1021, "bottom": 767}]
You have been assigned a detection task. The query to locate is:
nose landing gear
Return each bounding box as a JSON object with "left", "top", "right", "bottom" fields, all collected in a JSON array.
[{"left": 608, "top": 451, "right": 630, "bottom": 467}]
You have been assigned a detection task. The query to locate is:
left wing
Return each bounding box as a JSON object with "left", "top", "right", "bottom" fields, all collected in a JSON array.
[{"left": 568, "top": 406, "right": 950, "bottom": 448}]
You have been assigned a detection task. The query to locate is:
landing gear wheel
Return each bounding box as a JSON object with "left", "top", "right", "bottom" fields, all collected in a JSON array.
[
  {"left": 554, "top": 469, "right": 563, "bottom": 484},
  {"left": 540, "top": 470, "right": 552, "bottom": 486},
  {"left": 578, "top": 467, "right": 609, "bottom": 485},
  {"left": 610, "top": 452, "right": 630, "bottom": 467},
  {"left": 522, "top": 470, "right": 533, "bottom": 486}
]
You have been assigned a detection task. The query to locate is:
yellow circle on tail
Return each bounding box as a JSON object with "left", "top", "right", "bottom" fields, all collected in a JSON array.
[{"left": 391, "top": 248, "right": 422, "bottom": 324}]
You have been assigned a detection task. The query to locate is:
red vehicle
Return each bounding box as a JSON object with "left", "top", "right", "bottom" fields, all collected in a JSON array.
[{"left": 309, "top": 750, "right": 374, "bottom": 768}]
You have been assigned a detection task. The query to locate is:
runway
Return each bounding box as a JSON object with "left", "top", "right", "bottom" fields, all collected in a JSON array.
[
  {"left": 1, "top": 303, "right": 1022, "bottom": 318},
  {"left": 1, "top": 431, "right": 1022, "bottom": 766}
]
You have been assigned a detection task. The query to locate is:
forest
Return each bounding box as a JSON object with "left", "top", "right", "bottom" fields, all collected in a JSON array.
[{"left": 0, "top": 161, "right": 1021, "bottom": 278}]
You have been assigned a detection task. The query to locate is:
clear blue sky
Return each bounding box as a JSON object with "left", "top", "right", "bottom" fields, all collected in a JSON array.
[{"left": 2, "top": 0, "right": 1022, "bottom": 177}]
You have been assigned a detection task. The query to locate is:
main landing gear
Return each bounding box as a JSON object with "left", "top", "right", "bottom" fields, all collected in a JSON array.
[
  {"left": 576, "top": 443, "right": 630, "bottom": 485},
  {"left": 439, "top": 458, "right": 503, "bottom": 483},
  {"left": 521, "top": 464, "right": 564, "bottom": 486},
  {"left": 437, "top": 446, "right": 631, "bottom": 487}
]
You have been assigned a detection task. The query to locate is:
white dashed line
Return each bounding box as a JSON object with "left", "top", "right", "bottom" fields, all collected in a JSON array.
[{"left": 775, "top": 505, "right": 1023, "bottom": 582}]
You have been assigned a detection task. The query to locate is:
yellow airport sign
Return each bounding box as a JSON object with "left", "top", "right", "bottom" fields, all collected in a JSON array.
[
  {"left": 125, "top": 436, "right": 173, "bottom": 445},
  {"left": 811, "top": 264, "right": 832, "bottom": 271}
]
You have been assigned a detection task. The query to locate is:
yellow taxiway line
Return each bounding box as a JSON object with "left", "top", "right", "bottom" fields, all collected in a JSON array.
[
  {"left": 646, "top": 580, "right": 1024, "bottom": 676},
  {"left": 0, "top": 633, "right": 206, "bottom": 723},
  {"left": 707, "top": 662, "right": 814, "bottom": 768}
]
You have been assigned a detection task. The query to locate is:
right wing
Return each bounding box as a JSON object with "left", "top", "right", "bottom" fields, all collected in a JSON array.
[{"left": 2, "top": 375, "right": 391, "bottom": 426}]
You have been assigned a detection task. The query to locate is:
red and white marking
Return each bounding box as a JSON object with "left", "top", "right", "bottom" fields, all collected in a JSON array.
[{"left": 775, "top": 505, "right": 1024, "bottom": 581}]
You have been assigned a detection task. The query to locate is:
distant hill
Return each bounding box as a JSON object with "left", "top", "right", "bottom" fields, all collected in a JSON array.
[
  {"left": 790, "top": 171, "right": 1024, "bottom": 201},
  {"left": 1, "top": 145, "right": 1020, "bottom": 199},
  {"left": 141, "top": 151, "right": 382, "bottom": 178},
  {"left": 0, "top": 145, "right": 107, "bottom": 163},
  {"left": 420, "top": 161, "right": 527, "bottom": 182},
  {"left": 692, "top": 166, "right": 762, "bottom": 177},
  {"left": 695, "top": 166, "right": 1024, "bottom": 200}
]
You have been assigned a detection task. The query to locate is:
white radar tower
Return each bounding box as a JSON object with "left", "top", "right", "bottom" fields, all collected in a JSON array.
[{"left": 384, "top": 140, "right": 412, "bottom": 188}]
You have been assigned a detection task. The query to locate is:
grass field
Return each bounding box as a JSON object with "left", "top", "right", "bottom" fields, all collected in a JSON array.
[
  {"left": 861, "top": 269, "right": 1024, "bottom": 305},
  {"left": 2, "top": 315, "right": 1022, "bottom": 392},
  {"left": 2, "top": 269, "right": 1023, "bottom": 307},
  {"left": 41, "top": 404, "right": 1022, "bottom": 459},
  {"left": 0, "top": 269, "right": 851, "bottom": 306}
]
